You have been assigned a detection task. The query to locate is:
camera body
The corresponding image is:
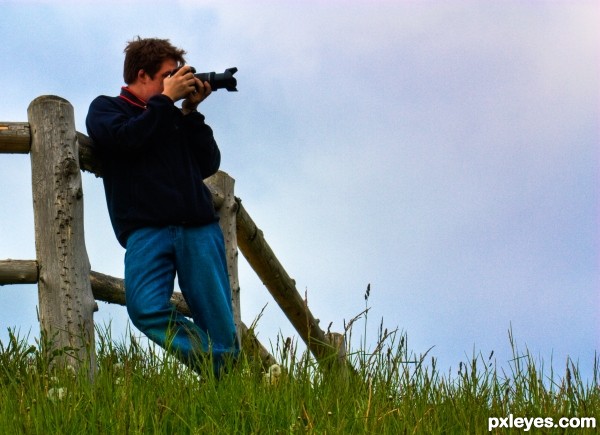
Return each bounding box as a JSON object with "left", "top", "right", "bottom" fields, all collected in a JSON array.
[{"left": 171, "top": 66, "right": 238, "bottom": 92}]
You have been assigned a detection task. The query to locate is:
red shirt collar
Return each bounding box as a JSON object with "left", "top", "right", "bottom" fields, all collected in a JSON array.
[{"left": 119, "top": 87, "right": 147, "bottom": 109}]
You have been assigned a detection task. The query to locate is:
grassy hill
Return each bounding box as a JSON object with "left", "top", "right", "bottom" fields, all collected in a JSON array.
[{"left": 0, "top": 323, "right": 597, "bottom": 434}]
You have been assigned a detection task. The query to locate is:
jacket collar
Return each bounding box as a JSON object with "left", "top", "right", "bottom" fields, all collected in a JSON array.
[{"left": 119, "top": 87, "right": 147, "bottom": 109}]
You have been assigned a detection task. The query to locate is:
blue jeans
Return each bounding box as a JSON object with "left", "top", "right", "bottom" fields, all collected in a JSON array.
[{"left": 124, "top": 223, "right": 239, "bottom": 376}]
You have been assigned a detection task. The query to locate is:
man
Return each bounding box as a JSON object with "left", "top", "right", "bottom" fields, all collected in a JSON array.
[{"left": 86, "top": 37, "right": 238, "bottom": 376}]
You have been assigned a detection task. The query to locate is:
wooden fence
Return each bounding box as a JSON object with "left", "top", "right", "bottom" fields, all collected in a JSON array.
[{"left": 0, "top": 95, "right": 346, "bottom": 379}]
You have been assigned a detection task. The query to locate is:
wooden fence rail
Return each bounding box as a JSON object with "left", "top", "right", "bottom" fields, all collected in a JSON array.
[{"left": 0, "top": 95, "right": 346, "bottom": 378}]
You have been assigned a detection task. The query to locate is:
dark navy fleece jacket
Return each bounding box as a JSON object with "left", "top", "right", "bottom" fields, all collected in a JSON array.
[{"left": 86, "top": 88, "right": 220, "bottom": 248}]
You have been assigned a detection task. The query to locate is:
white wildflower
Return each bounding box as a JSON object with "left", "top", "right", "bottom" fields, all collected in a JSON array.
[
  {"left": 263, "top": 363, "right": 282, "bottom": 385},
  {"left": 47, "top": 387, "right": 67, "bottom": 402},
  {"left": 66, "top": 364, "right": 77, "bottom": 377}
]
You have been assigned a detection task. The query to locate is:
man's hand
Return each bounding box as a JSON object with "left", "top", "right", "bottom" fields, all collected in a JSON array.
[
  {"left": 162, "top": 66, "right": 208, "bottom": 103},
  {"left": 182, "top": 77, "right": 212, "bottom": 115}
]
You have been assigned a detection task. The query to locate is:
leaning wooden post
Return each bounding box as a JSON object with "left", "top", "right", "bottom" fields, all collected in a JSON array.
[
  {"left": 28, "top": 96, "right": 97, "bottom": 379},
  {"left": 205, "top": 171, "right": 242, "bottom": 349},
  {"left": 235, "top": 201, "right": 335, "bottom": 365}
]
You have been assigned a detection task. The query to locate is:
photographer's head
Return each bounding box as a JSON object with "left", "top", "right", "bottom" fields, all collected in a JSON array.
[
  {"left": 123, "top": 37, "right": 186, "bottom": 84},
  {"left": 123, "top": 37, "right": 202, "bottom": 103}
]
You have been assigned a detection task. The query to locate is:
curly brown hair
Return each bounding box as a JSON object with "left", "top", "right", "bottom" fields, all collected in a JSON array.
[{"left": 123, "top": 37, "right": 187, "bottom": 84}]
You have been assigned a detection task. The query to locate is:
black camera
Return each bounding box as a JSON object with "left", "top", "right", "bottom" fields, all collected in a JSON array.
[{"left": 170, "top": 66, "right": 238, "bottom": 92}]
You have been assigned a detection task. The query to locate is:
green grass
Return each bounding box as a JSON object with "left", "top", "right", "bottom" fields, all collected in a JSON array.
[{"left": 0, "top": 318, "right": 598, "bottom": 434}]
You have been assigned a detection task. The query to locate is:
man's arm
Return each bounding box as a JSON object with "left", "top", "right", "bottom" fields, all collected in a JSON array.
[
  {"left": 179, "top": 75, "right": 220, "bottom": 178},
  {"left": 86, "top": 95, "right": 176, "bottom": 153},
  {"left": 183, "top": 111, "right": 221, "bottom": 179}
]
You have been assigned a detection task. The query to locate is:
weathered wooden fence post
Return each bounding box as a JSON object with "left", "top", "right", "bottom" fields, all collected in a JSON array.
[{"left": 27, "top": 96, "right": 96, "bottom": 378}]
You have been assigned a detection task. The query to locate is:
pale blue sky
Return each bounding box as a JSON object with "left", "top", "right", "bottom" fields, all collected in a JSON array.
[{"left": 0, "top": 0, "right": 598, "bottom": 381}]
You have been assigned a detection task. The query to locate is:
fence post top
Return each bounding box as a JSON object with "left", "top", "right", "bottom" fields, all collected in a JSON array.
[{"left": 28, "top": 95, "right": 71, "bottom": 109}]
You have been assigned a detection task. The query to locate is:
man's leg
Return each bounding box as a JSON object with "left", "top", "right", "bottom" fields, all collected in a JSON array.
[
  {"left": 175, "top": 222, "right": 239, "bottom": 374},
  {"left": 125, "top": 227, "right": 214, "bottom": 369}
]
